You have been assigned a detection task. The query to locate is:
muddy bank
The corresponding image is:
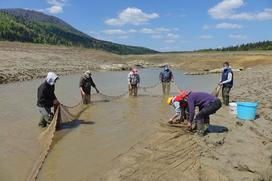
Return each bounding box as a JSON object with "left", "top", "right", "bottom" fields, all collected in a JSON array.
[
  {"left": 102, "top": 65, "right": 272, "bottom": 181},
  {"left": 1, "top": 42, "right": 272, "bottom": 84}
]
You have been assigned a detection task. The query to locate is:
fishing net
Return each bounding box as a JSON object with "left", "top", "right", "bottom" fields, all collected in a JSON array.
[
  {"left": 211, "top": 85, "right": 222, "bottom": 97},
  {"left": 27, "top": 82, "right": 182, "bottom": 181}
]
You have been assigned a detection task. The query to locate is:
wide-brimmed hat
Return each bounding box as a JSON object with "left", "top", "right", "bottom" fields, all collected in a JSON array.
[{"left": 84, "top": 70, "right": 92, "bottom": 78}]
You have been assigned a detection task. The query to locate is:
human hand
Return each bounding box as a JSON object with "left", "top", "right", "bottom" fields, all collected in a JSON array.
[
  {"left": 187, "top": 122, "right": 192, "bottom": 130},
  {"left": 53, "top": 99, "right": 59, "bottom": 105},
  {"left": 96, "top": 89, "right": 100, "bottom": 94}
]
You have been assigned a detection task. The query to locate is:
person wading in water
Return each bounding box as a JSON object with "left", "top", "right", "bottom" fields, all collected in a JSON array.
[
  {"left": 128, "top": 68, "right": 140, "bottom": 97},
  {"left": 79, "top": 70, "right": 99, "bottom": 104},
  {"left": 160, "top": 65, "right": 174, "bottom": 95},
  {"left": 37, "top": 72, "right": 59, "bottom": 127}
]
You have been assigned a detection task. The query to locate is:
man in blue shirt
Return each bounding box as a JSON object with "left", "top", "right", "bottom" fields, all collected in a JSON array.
[
  {"left": 219, "top": 62, "right": 234, "bottom": 106},
  {"left": 160, "top": 65, "right": 174, "bottom": 95}
]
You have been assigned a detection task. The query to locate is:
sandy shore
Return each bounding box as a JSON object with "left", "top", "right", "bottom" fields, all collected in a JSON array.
[
  {"left": 103, "top": 65, "right": 272, "bottom": 181},
  {"left": 1, "top": 41, "right": 272, "bottom": 84}
]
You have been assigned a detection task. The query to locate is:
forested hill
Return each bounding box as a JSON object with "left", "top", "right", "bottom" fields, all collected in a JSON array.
[
  {"left": 199, "top": 41, "right": 272, "bottom": 52},
  {"left": 0, "top": 8, "right": 158, "bottom": 55}
]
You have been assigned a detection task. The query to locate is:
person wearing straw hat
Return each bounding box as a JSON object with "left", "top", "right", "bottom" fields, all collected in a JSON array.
[
  {"left": 160, "top": 64, "right": 174, "bottom": 95},
  {"left": 219, "top": 62, "right": 234, "bottom": 106},
  {"left": 128, "top": 68, "right": 140, "bottom": 96},
  {"left": 37, "top": 72, "right": 59, "bottom": 127},
  {"left": 79, "top": 70, "right": 99, "bottom": 104},
  {"left": 167, "top": 91, "right": 189, "bottom": 124}
]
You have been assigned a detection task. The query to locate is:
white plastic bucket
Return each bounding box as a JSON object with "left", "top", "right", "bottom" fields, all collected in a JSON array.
[{"left": 229, "top": 102, "right": 237, "bottom": 115}]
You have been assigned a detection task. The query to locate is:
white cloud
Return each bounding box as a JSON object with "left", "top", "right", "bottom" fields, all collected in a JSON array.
[
  {"left": 128, "top": 29, "right": 137, "bottom": 33},
  {"left": 105, "top": 7, "right": 159, "bottom": 26},
  {"left": 203, "top": 22, "right": 243, "bottom": 30},
  {"left": 229, "top": 34, "right": 247, "bottom": 39},
  {"left": 215, "top": 22, "right": 243, "bottom": 29},
  {"left": 47, "top": 5, "right": 63, "bottom": 14},
  {"left": 202, "top": 24, "right": 211, "bottom": 30},
  {"left": 164, "top": 39, "right": 176, "bottom": 44},
  {"left": 47, "top": 0, "right": 66, "bottom": 6},
  {"left": 139, "top": 27, "right": 171, "bottom": 34},
  {"left": 164, "top": 33, "right": 180, "bottom": 43},
  {"left": 199, "top": 35, "right": 214, "bottom": 39},
  {"left": 167, "top": 33, "right": 180, "bottom": 39},
  {"left": 208, "top": 0, "right": 272, "bottom": 21},
  {"left": 102, "top": 29, "right": 128, "bottom": 35},
  {"left": 256, "top": 8, "right": 272, "bottom": 21},
  {"left": 151, "top": 35, "right": 163, "bottom": 39},
  {"left": 46, "top": 0, "right": 66, "bottom": 14},
  {"left": 140, "top": 28, "right": 155, "bottom": 34}
]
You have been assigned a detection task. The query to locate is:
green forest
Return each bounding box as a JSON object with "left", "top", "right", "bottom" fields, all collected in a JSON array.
[
  {"left": 199, "top": 41, "right": 272, "bottom": 52},
  {"left": 0, "top": 9, "right": 157, "bottom": 55}
]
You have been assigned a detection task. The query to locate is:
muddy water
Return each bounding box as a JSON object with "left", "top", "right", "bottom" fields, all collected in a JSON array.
[{"left": 0, "top": 68, "right": 218, "bottom": 181}]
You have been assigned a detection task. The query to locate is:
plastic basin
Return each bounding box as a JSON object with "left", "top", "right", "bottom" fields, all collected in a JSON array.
[{"left": 237, "top": 102, "right": 259, "bottom": 120}]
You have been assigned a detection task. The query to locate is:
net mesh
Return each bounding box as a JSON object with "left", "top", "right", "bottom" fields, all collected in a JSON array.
[{"left": 27, "top": 82, "right": 182, "bottom": 180}]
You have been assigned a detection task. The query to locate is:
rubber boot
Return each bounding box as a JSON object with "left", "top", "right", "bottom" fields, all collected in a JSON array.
[
  {"left": 43, "top": 114, "right": 53, "bottom": 126},
  {"left": 38, "top": 117, "right": 47, "bottom": 128},
  {"left": 197, "top": 120, "right": 205, "bottom": 137}
]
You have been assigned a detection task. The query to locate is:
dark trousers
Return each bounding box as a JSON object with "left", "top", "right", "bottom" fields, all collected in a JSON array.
[
  {"left": 129, "top": 84, "right": 138, "bottom": 96},
  {"left": 222, "top": 86, "right": 231, "bottom": 106},
  {"left": 195, "top": 99, "right": 222, "bottom": 127}
]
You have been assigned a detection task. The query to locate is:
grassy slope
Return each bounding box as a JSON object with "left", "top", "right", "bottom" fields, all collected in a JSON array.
[{"left": 0, "top": 9, "right": 158, "bottom": 55}]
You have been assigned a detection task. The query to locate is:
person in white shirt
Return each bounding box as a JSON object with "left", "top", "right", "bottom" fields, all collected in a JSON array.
[{"left": 219, "top": 62, "right": 234, "bottom": 106}]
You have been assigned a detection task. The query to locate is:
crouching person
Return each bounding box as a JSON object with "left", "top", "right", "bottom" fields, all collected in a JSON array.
[
  {"left": 185, "top": 92, "right": 222, "bottom": 136},
  {"left": 37, "top": 72, "right": 59, "bottom": 127},
  {"left": 167, "top": 91, "right": 189, "bottom": 124}
]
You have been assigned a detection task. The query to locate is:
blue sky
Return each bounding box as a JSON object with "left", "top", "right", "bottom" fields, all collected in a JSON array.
[{"left": 0, "top": 0, "right": 272, "bottom": 51}]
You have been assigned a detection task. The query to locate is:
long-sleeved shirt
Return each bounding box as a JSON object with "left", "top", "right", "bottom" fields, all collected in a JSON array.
[
  {"left": 79, "top": 76, "right": 96, "bottom": 95},
  {"left": 128, "top": 72, "right": 140, "bottom": 85},
  {"left": 37, "top": 81, "right": 57, "bottom": 107},
  {"left": 187, "top": 92, "right": 218, "bottom": 123}
]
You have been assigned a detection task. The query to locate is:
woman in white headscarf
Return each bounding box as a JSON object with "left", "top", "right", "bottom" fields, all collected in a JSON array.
[{"left": 37, "top": 72, "right": 59, "bottom": 127}]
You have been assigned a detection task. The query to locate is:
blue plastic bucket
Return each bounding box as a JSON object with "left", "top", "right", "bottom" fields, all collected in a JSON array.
[{"left": 237, "top": 102, "right": 259, "bottom": 120}]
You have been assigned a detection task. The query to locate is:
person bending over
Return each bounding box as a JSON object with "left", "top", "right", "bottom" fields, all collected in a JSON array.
[{"left": 37, "top": 72, "right": 59, "bottom": 127}]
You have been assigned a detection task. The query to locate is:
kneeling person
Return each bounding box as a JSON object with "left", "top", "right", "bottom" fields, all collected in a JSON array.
[{"left": 37, "top": 72, "right": 59, "bottom": 127}]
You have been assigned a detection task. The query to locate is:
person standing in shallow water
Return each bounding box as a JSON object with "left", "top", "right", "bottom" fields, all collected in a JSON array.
[
  {"left": 79, "top": 70, "right": 99, "bottom": 104},
  {"left": 160, "top": 65, "right": 174, "bottom": 95},
  {"left": 219, "top": 62, "right": 234, "bottom": 106},
  {"left": 37, "top": 72, "right": 59, "bottom": 127},
  {"left": 128, "top": 68, "right": 140, "bottom": 96}
]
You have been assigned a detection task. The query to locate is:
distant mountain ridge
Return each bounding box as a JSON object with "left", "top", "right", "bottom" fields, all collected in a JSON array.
[
  {"left": 198, "top": 40, "right": 272, "bottom": 52},
  {"left": 0, "top": 8, "right": 158, "bottom": 55}
]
